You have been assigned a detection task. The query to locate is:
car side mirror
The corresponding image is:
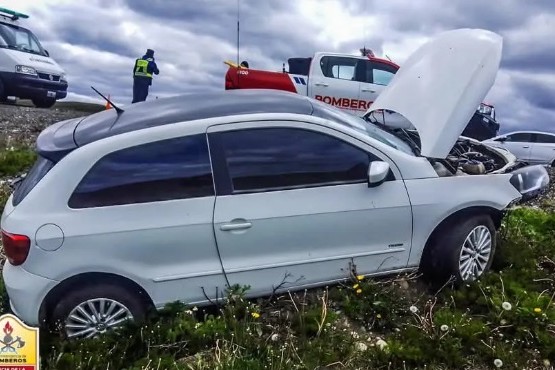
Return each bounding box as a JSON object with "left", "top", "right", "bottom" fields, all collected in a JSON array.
[
  {"left": 44, "top": 49, "right": 49, "bottom": 57},
  {"left": 368, "top": 161, "right": 390, "bottom": 188},
  {"left": 495, "top": 137, "right": 507, "bottom": 142}
]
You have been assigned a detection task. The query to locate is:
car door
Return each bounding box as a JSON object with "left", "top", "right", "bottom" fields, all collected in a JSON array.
[
  {"left": 528, "top": 133, "right": 555, "bottom": 165},
  {"left": 62, "top": 133, "right": 228, "bottom": 308},
  {"left": 494, "top": 132, "right": 533, "bottom": 161},
  {"left": 207, "top": 120, "right": 413, "bottom": 297},
  {"left": 359, "top": 60, "right": 397, "bottom": 110},
  {"left": 308, "top": 55, "right": 364, "bottom": 115}
]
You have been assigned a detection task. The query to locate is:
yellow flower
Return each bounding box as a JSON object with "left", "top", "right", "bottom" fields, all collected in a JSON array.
[
  {"left": 353, "top": 284, "right": 359, "bottom": 289},
  {"left": 534, "top": 307, "right": 542, "bottom": 313},
  {"left": 251, "top": 312, "right": 260, "bottom": 319},
  {"left": 356, "top": 289, "right": 362, "bottom": 294},
  {"left": 356, "top": 275, "right": 364, "bottom": 281}
]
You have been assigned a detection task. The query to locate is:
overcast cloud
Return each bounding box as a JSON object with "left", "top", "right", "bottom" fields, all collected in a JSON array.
[{"left": 3, "top": 0, "right": 555, "bottom": 133}]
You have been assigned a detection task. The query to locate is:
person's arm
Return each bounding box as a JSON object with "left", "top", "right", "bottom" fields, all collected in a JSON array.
[{"left": 149, "top": 60, "right": 160, "bottom": 75}]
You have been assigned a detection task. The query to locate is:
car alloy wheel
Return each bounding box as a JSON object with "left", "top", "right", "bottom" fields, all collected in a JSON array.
[
  {"left": 65, "top": 298, "right": 133, "bottom": 339},
  {"left": 458, "top": 225, "right": 492, "bottom": 282}
]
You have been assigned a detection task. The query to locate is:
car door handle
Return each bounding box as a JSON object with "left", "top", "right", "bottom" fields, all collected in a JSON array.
[
  {"left": 361, "top": 88, "right": 376, "bottom": 93},
  {"left": 522, "top": 146, "right": 530, "bottom": 148},
  {"left": 220, "top": 222, "right": 252, "bottom": 231},
  {"left": 314, "top": 82, "right": 328, "bottom": 87}
]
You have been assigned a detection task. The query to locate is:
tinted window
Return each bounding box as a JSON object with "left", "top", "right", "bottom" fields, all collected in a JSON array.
[
  {"left": 69, "top": 134, "right": 214, "bottom": 208},
  {"left": 363, "top": 61, "right": 398, "bottom": 85},
  {"left": 534, "top": 134, "right": 555, "bottom": 143},
  {"left": 12, "top": 155, "right": 54, "bottom": 206},
  {"left": 214, "top": 128, "right": 376, "bottom": 193},
  {"left": 506, "top": 133, "right": 532, "bottom": 142},
  {"left": 320, "top": 56, "right": 362, "bottom": 80}
]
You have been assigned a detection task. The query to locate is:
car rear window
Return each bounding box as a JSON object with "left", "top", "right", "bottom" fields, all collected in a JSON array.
[{"left": 12, "top": 155, "right": 55, "bottom": 206}]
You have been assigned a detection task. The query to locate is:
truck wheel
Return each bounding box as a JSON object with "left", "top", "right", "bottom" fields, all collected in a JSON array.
[
  {"left": 51, "top": 283, "right": 148, "bottom": 340},
  {"left": 32, "top": 98, "right": 56, "bottom": 108},
  {"left": 421, "top": 214, "right": 496, "bottom": 285}
]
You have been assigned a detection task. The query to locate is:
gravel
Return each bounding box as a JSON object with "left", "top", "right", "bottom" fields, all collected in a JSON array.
[
  {"left": 0, "top": 103, "right": 87, "bottom": 147},
  {"left": 0, "top": 103, "right": 553, "bottom": 209}
]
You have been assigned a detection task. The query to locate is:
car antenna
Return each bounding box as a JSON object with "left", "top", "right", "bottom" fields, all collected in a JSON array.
[{"left": 90, "top": 86, "right": 124, "bottom": 115}]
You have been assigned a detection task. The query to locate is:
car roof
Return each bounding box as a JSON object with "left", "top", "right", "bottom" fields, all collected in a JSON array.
[
  {"left": 501, "top": 130, "right": 555, "bottom": 136},
  {"left": 37, "top": 89, "right": 316, "bottom": 161}
]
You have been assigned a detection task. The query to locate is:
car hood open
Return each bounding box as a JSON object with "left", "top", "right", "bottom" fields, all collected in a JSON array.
[{"left": 364, "top": 28, "right": 503, "bottom": 159}]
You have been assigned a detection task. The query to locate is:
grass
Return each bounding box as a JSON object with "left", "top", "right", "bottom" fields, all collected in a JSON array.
[{"left": 0, "top": 147, "right": 553, "bottom": 369}]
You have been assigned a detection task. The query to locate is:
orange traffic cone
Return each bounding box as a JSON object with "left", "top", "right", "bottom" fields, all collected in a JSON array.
[{"left": 105, "top": 95, "right": 112, "bottom": 110}]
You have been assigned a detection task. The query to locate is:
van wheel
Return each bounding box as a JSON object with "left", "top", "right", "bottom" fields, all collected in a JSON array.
[
  {"left": 32, "top": 97, "right": 56, "bottom": 108},
  {"left": 0, "top": 80, "right": 6, "bottom": 102},
  {"left": 51, "top": 283, "right": 147, "bottom": 340},
  {"left": 422, "top": 214, "right": 496, "bottom": 285}
]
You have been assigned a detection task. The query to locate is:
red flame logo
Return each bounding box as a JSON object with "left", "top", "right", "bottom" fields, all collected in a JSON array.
[{"left": 3, "top": 321, "right": 13, "bottom": 335}]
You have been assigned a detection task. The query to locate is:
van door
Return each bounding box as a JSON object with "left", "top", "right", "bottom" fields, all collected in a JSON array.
[{"left": 308, "top": 55, "right": 365, "bottom": 115}]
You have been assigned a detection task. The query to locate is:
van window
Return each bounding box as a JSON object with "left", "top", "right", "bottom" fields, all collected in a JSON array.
[
  {"left": 68, "top": 134, "right": 214, "bottom": 208},
  {"left": 0, "top": 22, "right": 45, "bottom": 55}
]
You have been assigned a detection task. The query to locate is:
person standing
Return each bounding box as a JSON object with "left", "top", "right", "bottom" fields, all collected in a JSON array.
[{"left": 132, "top": 49, "right": 159, "bottom": 103}]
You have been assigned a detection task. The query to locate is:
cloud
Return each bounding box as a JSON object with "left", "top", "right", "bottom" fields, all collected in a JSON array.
[{"left": 1, "top": 0, "right": 554, "bottom": 134}]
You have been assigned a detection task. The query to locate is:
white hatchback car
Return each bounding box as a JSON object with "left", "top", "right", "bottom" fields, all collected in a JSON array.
[
  {"left": 1, "top": 29, "right": 549, "bottom": 339},
  {"left": 482, "top": 131, "right": 555, "bottom": 166}
]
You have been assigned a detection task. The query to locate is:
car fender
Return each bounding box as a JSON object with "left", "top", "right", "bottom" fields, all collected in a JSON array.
[{"left": 403, "top": 173, "right": 521, "bottom": 267}]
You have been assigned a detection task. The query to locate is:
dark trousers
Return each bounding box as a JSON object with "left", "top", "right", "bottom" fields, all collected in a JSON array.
[{"left": 132, "top": 77, "right": 151, "bottom": 103}]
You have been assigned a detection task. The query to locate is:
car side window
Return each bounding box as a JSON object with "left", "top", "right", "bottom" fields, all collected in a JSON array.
[
  {"left": 364, "top": 61, "right": 397, "bottom": 85},
  {"left": 506, "top": 133, "right": 532, "bottom": 142},
  {"left": 534, "top": 134, "right": 555, "bottom": 144},
  {"left": 212, "top": 127, "right": 381, "bottom": 194},
  {"left": 68, "top": 134, "right": 214, "bottom": 208},
  {"left": 320, "top": 56, "right": 362, "bottom": 81}
]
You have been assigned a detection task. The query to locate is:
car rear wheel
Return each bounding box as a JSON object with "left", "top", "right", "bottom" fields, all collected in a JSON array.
[
  {"left": 422, "top": 214, "right": 496, "bottom": 285},
  {"left": 51, "top": 283, "right": 147, "bottom": 339}
]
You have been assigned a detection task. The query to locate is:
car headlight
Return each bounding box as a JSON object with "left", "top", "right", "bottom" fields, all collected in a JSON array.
[
  {"left": 15, "top": 65, "right": 37, "bottom": 76},
  {"left": 509, "top": 164, "right": 550, "bottom": 197},
  {"left": 60, "top": 73, "right": 67, "bottom": 82}
]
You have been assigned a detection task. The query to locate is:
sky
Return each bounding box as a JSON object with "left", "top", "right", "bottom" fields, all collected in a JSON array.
[{"left": 2, "top": 0, "right": 555, "bottom": 133}]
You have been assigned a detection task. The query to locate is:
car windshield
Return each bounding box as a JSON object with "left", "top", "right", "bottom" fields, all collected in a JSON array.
[
  {"left": 310, "top": 100, "right": 415, "bottom": 156},
  {"left": 0, "top": 22, "right": 46, "bottom": 56}
]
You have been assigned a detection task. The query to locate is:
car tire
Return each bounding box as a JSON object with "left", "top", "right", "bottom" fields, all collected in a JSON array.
[
  {"left": 32, "top": 97, "right": 56, "bottom": 108},
  {"left": 50, "top": 283, "right": 148, "bottom": 340},
  {"left": 0, "top": 79, "right": 6, "bottom": 102},
  {"left": 422, "top": 214, "right": 496, "bottom": 285}
]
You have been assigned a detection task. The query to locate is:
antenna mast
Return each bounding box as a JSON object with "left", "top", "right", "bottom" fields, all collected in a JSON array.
[{"left": 236, "top": 0, "right": 240, "bottom": 67}]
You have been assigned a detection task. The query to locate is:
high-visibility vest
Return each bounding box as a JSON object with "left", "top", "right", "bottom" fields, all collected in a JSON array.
[{"left": 134, "top": 58, "right": 152, "bottom": 78}]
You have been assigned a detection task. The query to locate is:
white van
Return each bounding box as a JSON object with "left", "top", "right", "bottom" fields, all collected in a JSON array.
[{"left": 0, "top": 7, "right": 68, "bottom": 108}]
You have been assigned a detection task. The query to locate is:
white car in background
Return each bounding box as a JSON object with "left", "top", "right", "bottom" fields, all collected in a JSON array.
[
  {"left": 483, "top": 131, "right": 555, "bottom": 166},
  {"left": 0, "top": 28, "right": 549, "bottom": 340}
]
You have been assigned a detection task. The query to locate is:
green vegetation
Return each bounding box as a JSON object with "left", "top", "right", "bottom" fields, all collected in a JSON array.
[
  {"left": 0, "top": 147, "right": 36, "bottom": 177},
  {"left": 4, "top": 208, "right": 545, "bottom": 369}
]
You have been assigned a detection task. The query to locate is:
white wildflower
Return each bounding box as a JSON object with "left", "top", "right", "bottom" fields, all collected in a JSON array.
[
  {"left": 500, "top": 319, "right": 507, "bottom": 325},
  {"left": 502, "top": 302, "right": 512, "bottom": 311},
  {"left": 270, "top": 333, "right": 279, "bottom": 342},
  {"left": 440, "top": 324, "right": 449, "bottom": 332},
  {"left": 409, "top": 305, "right": 418, "bottom": 313},
  {"left": 543, "top": 359, "right": 550, "bottom": 367},
  {"left": 351, "top": 331, "right": 360, "bottom": 339},
  {"left": 192, "top": 306, "right": 198, "bottom": 311},
  {"left": 494, "top": 358, "right": 503, "bottom": 368},
  {"left": 376, "top": 339, "right": 388, "bottom": 350},
  {"left": 184, "top": 310, "right": 193, "bottom": 315},
  {"left": 355, "top": 342, "right": 368, "bottom": 352}
]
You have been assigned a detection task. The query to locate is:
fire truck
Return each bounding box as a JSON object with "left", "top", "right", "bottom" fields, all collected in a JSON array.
[{"left": 224, "top": 49, "right": 500, "bottom": 140}]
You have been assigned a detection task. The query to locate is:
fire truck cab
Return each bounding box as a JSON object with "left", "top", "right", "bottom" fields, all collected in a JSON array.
[{"left": 224, "top": 50, "right": 500, "bottom": 140}]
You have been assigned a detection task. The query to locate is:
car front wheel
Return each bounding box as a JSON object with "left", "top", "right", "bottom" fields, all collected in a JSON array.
[
  {"left": 51, "top": 283, "right": 147, "bottom": 339},
  {"left": 422, "top": 214, "right": 496, "bottom": 285}
]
